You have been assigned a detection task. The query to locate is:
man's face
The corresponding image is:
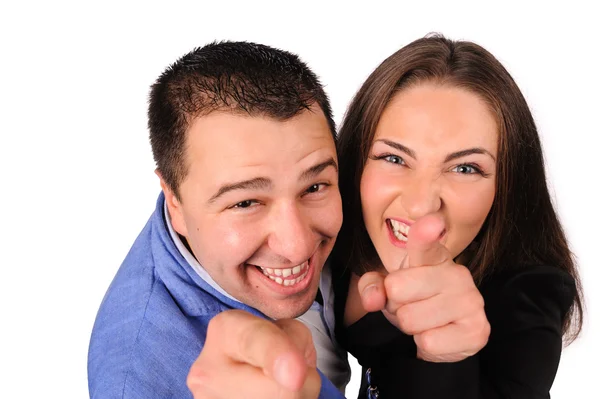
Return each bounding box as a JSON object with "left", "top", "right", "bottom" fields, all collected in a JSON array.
[{"left": 162, "top": 108, "right": 342, "bottom": 319}]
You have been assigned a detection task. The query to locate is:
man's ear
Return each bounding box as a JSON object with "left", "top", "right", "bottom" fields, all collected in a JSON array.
[{"left": 156, "top": 170, "right": 188, "bottom": 237}]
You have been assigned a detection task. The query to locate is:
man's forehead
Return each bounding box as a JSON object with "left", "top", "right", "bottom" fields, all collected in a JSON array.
[
  {"left": 180, "top": 110, "right": 336, "bottom": 192},
  {"left": 204, "top": 148, "right": 337, "bottom": 180},
  {"left": 186, "top": 110, "right": 334, "bottom": 161}
]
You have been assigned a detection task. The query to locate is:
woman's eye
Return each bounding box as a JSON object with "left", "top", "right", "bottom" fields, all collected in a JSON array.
[
  {"left": 384, "top": 155, "right": 404, "bottom": 165},
  {"left": 453, "top": 164, "right": 480, "bottom": 174}
]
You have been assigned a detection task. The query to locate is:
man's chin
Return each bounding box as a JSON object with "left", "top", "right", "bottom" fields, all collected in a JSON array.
[{"left": 257, "top": 295, "right": 316, "bottom": 320}]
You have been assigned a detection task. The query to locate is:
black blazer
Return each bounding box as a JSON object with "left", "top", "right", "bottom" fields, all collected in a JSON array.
[{"left": 333, "top": 265, "right": 576, "bottom": 399}]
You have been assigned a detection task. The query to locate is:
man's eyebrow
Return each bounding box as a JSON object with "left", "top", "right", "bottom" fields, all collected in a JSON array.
[
  {"left": 376, "top": 139, "right": 417, "bottom": 159},
  {"left": 299, "top": 158, "right": 338, "bottom": 181},
  {"left": 444, "top": 148, "right": 496, "bottom": 163},
  {"left": 207, "top": 177, "right": 271, "bottom": 204}
]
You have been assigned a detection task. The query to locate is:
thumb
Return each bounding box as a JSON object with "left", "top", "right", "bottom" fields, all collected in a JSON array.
[
  {"left": 357, "top": 271, "right": 388, "bottom": 312},
  {"left": 407, "top": 214, "right": 449, "bottom": 267}
]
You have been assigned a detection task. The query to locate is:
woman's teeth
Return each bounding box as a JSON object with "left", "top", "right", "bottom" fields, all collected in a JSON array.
[
  {"left": 258, "top": 261, "right": 309, "bottom": 286},
  {"left": 389, "top": 219, "right": 409, "bottom": 242}
]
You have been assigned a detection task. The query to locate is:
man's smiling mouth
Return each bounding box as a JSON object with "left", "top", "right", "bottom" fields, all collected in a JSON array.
[{"left": 254, "top": 260, "right": 310, "bottom": 287}]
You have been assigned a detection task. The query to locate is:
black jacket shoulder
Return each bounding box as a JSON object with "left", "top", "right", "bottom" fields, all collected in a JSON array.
[{"left": 335, "top": 265, "right": 576, "bottom": 399}]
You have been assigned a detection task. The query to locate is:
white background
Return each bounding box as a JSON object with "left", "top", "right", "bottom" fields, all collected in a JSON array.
[{"left": 1, "top": 1, "right": 598, "bottom": 398}]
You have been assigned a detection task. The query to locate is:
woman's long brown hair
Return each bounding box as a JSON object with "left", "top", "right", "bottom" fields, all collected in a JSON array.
[{"left": 333, "top": 34, "right": 583, "bottom": 343}]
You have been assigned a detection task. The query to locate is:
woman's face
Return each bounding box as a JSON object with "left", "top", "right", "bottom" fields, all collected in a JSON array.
[{"left": 360, "top": 83, "right": 498, "bottom": 272}]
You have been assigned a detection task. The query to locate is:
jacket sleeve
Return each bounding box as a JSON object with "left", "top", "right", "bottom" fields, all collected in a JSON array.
[
  {"left": 476, "top": 266, "right": 576, "bottom": 398},
  {"left": 381, "top": 266, "right": 576, "bottom": 399},
  {"left": 318, "top": 369, "right": 347, "bottom": 399}
]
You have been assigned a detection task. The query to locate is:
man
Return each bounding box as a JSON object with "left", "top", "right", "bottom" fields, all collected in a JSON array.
[{"left": 88, "top": 41, "right": 349, "bottom": 398}]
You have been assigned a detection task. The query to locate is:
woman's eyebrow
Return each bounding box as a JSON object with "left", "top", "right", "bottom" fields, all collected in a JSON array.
[
  {"left": 376, "top": 139, "right": 417, "bottom": 159},
  {"left": 444, "top": 148, "right": 496, "bottom": 162}
]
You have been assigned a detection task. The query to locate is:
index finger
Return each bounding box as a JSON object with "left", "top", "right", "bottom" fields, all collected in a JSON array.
[
  {"left": 407, "top": 214, "right": 450, "bottom": 267},
  {"left": 205, "top": 310, "right": 308, "bottom": 391},
  {"left": 275, "top": 318, "right": 317, "bottom": 369}
]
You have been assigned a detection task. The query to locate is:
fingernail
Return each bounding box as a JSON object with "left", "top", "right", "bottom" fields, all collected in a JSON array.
[
  {"left": 362, "top": 284, "right": 378, "bottom": 298},
  {"left": 273, "top": 354, "right": 299, "bottom": 391}
]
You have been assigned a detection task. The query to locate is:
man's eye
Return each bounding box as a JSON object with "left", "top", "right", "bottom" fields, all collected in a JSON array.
[
  {"left": 305, "top": 183, "right": 330, "bottom": 194},
  {"left": 306, "top": 184, "right": 322, "bottom": 193},
  {"left": 233, "top": 200, "right": 256, "bottom": 208}
]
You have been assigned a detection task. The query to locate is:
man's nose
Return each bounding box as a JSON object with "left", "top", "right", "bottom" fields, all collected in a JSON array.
[{"left": 267, "top": 202, "right": 316, "bottom": 265}]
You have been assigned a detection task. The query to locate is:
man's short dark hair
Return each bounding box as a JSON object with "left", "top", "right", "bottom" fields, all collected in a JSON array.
[{"left": 148, "top": 41, "right": 335, "bottom": 199}]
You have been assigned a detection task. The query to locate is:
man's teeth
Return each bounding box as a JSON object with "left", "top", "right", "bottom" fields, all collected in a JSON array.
[
  {"left": 258, "top": 261, "right": 309, "bottom": 286},
  {"left": 389, "top": 219, "right": 409, "bottom": 242}
]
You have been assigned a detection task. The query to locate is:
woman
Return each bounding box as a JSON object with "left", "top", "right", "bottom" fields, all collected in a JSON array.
[{"left": 332, "top": 34, "right": 584, "bottom": 398}]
